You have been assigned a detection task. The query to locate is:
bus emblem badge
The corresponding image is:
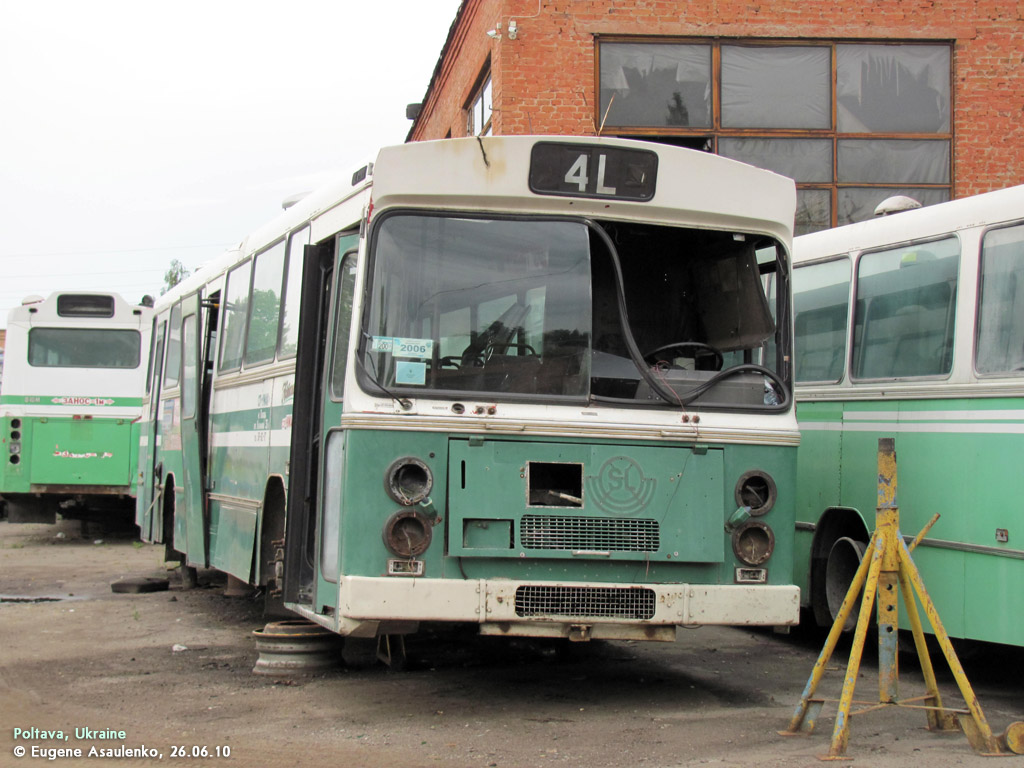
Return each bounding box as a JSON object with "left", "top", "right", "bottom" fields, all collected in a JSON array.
[{"left": 586, "top": 456, "right": 656, "bottom": 516}]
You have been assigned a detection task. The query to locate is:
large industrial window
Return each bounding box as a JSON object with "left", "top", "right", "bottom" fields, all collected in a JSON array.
[{"left": 598, "top": 39, "right": 952, "bottom": 232}]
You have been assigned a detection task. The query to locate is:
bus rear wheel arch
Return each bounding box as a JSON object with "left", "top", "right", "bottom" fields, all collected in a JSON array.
[{"left": 810, "top": 509, "right": 870, "bottom": 630}]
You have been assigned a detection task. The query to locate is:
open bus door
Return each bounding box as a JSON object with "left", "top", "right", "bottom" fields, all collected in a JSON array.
[
  {"left": 139, "top": 317, "right": 166, "bottom": 541},
  {"left": 284, "top": 233, "right": 358, "bottom": 611},
  {"left": 179, "top": 292, "right": 207, "bottom": 565}
]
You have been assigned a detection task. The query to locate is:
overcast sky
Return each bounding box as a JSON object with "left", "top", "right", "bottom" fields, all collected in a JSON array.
[{"left": 0, "top": 0, "right": 463, "bottom": 327}]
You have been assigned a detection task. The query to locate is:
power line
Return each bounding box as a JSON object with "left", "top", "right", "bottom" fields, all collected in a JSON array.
[
  {"left": 1, "top": 268, "right": 164, "bottom": 280},
  {"left": 0, "top": 242, "right": 232, "bottom": 259}
]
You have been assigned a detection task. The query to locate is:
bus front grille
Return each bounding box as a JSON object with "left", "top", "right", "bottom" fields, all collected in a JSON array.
[
  {"left": 514, "top": 585, "right": 656, "bottom": 620},
  {"left": 520, "top": 515, "right": 659, "bottom": 552}
]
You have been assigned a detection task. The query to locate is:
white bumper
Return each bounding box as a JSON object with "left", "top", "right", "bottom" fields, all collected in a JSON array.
[{"left": 292, "top": 577, "right": 800, "bottom": 641}]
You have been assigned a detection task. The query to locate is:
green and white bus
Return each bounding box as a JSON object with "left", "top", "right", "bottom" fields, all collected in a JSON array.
[
  {"left": 1, "top": 292, "right": 152, "bottom": 524},
  {"left": 793, "top": 184, "right": 1024, "bottom": 647},
  {"left": 138, "top": 135, "right": 800, "bottom": 644}
]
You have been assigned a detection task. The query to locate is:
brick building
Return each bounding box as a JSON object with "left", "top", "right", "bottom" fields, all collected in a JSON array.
[{"left": 407, "top": 0, "right": 1024, "bottom": 232}]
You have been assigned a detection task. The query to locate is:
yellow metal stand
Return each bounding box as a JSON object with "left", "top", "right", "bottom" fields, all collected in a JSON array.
[{"left": 780, "top": 437, "right": 1024, "bottom": 760}]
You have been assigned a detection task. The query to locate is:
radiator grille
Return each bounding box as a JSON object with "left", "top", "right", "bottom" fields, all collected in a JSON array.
[
  {"left": 520, "top": 514, "right": 659, "bottom": 552},
  {"left": 514, "top": 585, "right": 656, "bottom": 620}
]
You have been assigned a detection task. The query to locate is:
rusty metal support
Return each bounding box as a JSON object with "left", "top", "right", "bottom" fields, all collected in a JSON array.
[{"left": 780, "top": 437, "right": 1023, "bottom": 760}]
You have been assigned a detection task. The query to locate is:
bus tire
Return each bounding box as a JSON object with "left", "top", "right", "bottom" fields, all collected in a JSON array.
[{"left": 824, "top": 536, "right": 868, "bottom": 631}]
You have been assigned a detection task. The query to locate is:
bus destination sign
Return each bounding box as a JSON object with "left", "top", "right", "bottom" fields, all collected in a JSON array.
[{"left": 528, "top": 142, "right": 658, "bottom": 202}]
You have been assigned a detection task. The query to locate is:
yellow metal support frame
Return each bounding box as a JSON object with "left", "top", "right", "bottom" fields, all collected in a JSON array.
[{"left": 780, "top": 437, "right": 1024, "bottom": 760}]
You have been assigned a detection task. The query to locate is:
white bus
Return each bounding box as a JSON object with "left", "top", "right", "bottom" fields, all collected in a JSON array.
[
  {"left": 792, "top": 184, "right": 1024, "bottom": 647},
  {"left": 0, "top": 292, "right": 152, "bottom": 524},
  {"left": 138, "top": 136, "right": 801, "bottom": 648}
]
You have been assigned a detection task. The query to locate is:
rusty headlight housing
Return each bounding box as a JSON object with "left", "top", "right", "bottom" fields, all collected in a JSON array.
[
  {"left": 384, "top": 457, "right": 433, "bottom": 506},
  {"left": 382, "top": 509, "right": 433, "bottom": 558},
  {"left": 734, "top": 470, "right": 777, "bottom": 516},
  {"left": 731, "top": 521, "right": 775, "bottom": 566}
]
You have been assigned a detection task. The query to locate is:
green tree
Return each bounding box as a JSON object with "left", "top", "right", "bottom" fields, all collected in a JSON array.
[{"left": 162, "top": 259, "right": 191, "bottom": 295}]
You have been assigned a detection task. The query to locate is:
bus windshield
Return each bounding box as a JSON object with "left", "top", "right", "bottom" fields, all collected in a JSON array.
[{"left": 360, "top": 213, "right": 787, "bottom": 409}]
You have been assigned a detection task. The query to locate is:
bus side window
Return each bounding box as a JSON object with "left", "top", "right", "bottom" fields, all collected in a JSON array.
[
  {"left": 853, "top": 238, "right": 959, "bottom": 379},
  {"left": 163, "top": 303, "right": 183, "bottom": 389},
  {"left": 244, "top": 240, "right": 287, "bottom": 366},
  {"left": 976, "top": 223, "right": 1024, "bottom": 374},
  {"left": 219, "top": 260, "right": 252, "bottom": 372},
  {"left": 279, "top": 226, "right": 310, "bottom": 359},
  {"left": 329, "top": 255, "right": 359, "bottom": 398},
  {"left": 793, "top": 258, "right": 851, "bottom": 383}
]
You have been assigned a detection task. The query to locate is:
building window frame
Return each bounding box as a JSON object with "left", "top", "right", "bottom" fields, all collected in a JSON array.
[
  {"left": 596, "top": 37, "right": 954, "bottom": 231},
  {"left": 466, "top": 64, "right": 493, "bottom": 136}
]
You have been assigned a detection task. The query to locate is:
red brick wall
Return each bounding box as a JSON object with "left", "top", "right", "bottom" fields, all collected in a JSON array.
[{"left": 410, "top": 0, "right": 1024, "bottom": 197}]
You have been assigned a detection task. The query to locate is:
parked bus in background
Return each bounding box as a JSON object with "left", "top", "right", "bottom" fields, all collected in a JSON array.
[
  {"left": 138, "top": 136, "right": 800, "bottom": 648},
  {"left": 0, "top": 292, "right": 152, "bottom": 524},
  {"left": 792, "top": 185, "right": 1024, "bottom": 647}
]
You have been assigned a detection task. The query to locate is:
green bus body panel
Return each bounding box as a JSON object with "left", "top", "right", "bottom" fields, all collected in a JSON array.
[
  {"left": 330, "top": 429, "right": 796, "bottom": 594},
  {"left": 3, "top": 417, "right": 135, "bottom": 490},
  {"left": 796, "top": 397, "right": 1024, "bottom": 646},
  {"left": 447, "top": 439, "right": 723, "bottom": 562},
  {"left": 209, "top": 500, "right": 259, "bottom": 581}
]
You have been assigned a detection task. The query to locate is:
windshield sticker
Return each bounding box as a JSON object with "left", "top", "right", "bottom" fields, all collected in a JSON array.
[
  {"left": 372, "top": 336, "right": 434, "bottom": 360},
  {"left": 371, "top": 336, "right": 395, "bottom": 353},
  {"left": 395, "top": 361, "right": 427, "bottom": 386}
]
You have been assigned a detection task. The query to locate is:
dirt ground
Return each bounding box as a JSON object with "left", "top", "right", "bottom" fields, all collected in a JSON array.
[{"left": 1, "top": 518, "right": 1022, "bottom": 768}]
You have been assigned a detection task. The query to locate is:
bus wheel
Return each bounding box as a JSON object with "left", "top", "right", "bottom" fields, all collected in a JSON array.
[{"left": 824, "top": 536, "right": 868, "bottom": 631}]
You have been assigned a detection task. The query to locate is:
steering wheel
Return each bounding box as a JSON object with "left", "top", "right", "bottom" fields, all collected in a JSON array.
[
  {"left": 484, "top": 342, "right": 538, "bottom": 359},
  {"left": 643, "top": 341, "right": 724, "bottom": 371}
]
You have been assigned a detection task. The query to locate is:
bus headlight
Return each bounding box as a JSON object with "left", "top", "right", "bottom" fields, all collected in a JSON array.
[
  {"left": 734, "top": 470, "right": 777, "bottom": 516},
  {"left": 731, "top": 521, "right": 775, "bottom": 566},
  {"left": 384, "top": 457, "right": 433, "bottom": 505},
  {"left": 382, "top": 509, "right": 433, "bottom": 558}
]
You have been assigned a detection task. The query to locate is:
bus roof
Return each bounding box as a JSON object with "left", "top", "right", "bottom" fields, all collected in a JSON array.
[
  {"left": 794, "top": 183, "right": 1024, "bottom": 263},
  {"left": 5, "top": 291, "right": 149, "bottom": 326}
]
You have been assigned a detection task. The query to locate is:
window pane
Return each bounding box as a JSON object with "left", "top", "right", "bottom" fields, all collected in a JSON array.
[
  {"left": 838, "top": 139, "right": 949, "bottom": 183},
  {"left": 837, "top": 44, "right": 950, "bottom": 133},
  {"left": 244, "top": 241, "right": 286, "bottom": 366},
  {"left": 330, "top": 257, "right": 359, "bottom": 398},
  {"left": 481, "top": 77, "right": 492, "bottom": 132},
  {"left": 976, "top": 223, "right": 1024, "bottom": 374},
  {"left": 27, "top": 328, "right": 141, "bottom": 369},
  {"left": 853, "top": 237, "right": 959, "bottom": 379},
  {"left": 363, "top": 215, "right": 592, "bottom": 398},
  {"left": 721, "top": 45, "right": 830, "bottom": 129},
  {"left": 794, "top": 259, "right": 851, "bottom": 382},
  {"left": 599, "top": 43, "right": 711, "bottom": 128},
  {"left": 219, "top": 261, "right": 252, "bottom": 371},
  {"left": 279, "top": 227, "right": 310, "bottom": 359},
  {"left": 182, "top": 314, "right": 197, "bottom": 419},
  {"left": 796, "top": 189, "right": 832, "bottom": 235},
  {"left": 719, "top": 138, "right": 832, "bottom": 182},
  {"left": 164, "top": 303, "right": 182, "bottom": 387},
  {"left": 837, "top": 187, "right": 950, "bottom": 225},
  {"left": 57, "top": 294, "right": 114, "bottom": 318}
]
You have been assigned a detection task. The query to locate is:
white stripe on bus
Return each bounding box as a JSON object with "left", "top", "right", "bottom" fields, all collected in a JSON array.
[
  {"left": 209, "top": 429, "right": 291, "bottom": 448},
  {"left": 801, "top": 420, "right": 1024, "bottom": 434},
  {"left": 842, "top": 409, "right": 1024, "bottom": 422}
]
